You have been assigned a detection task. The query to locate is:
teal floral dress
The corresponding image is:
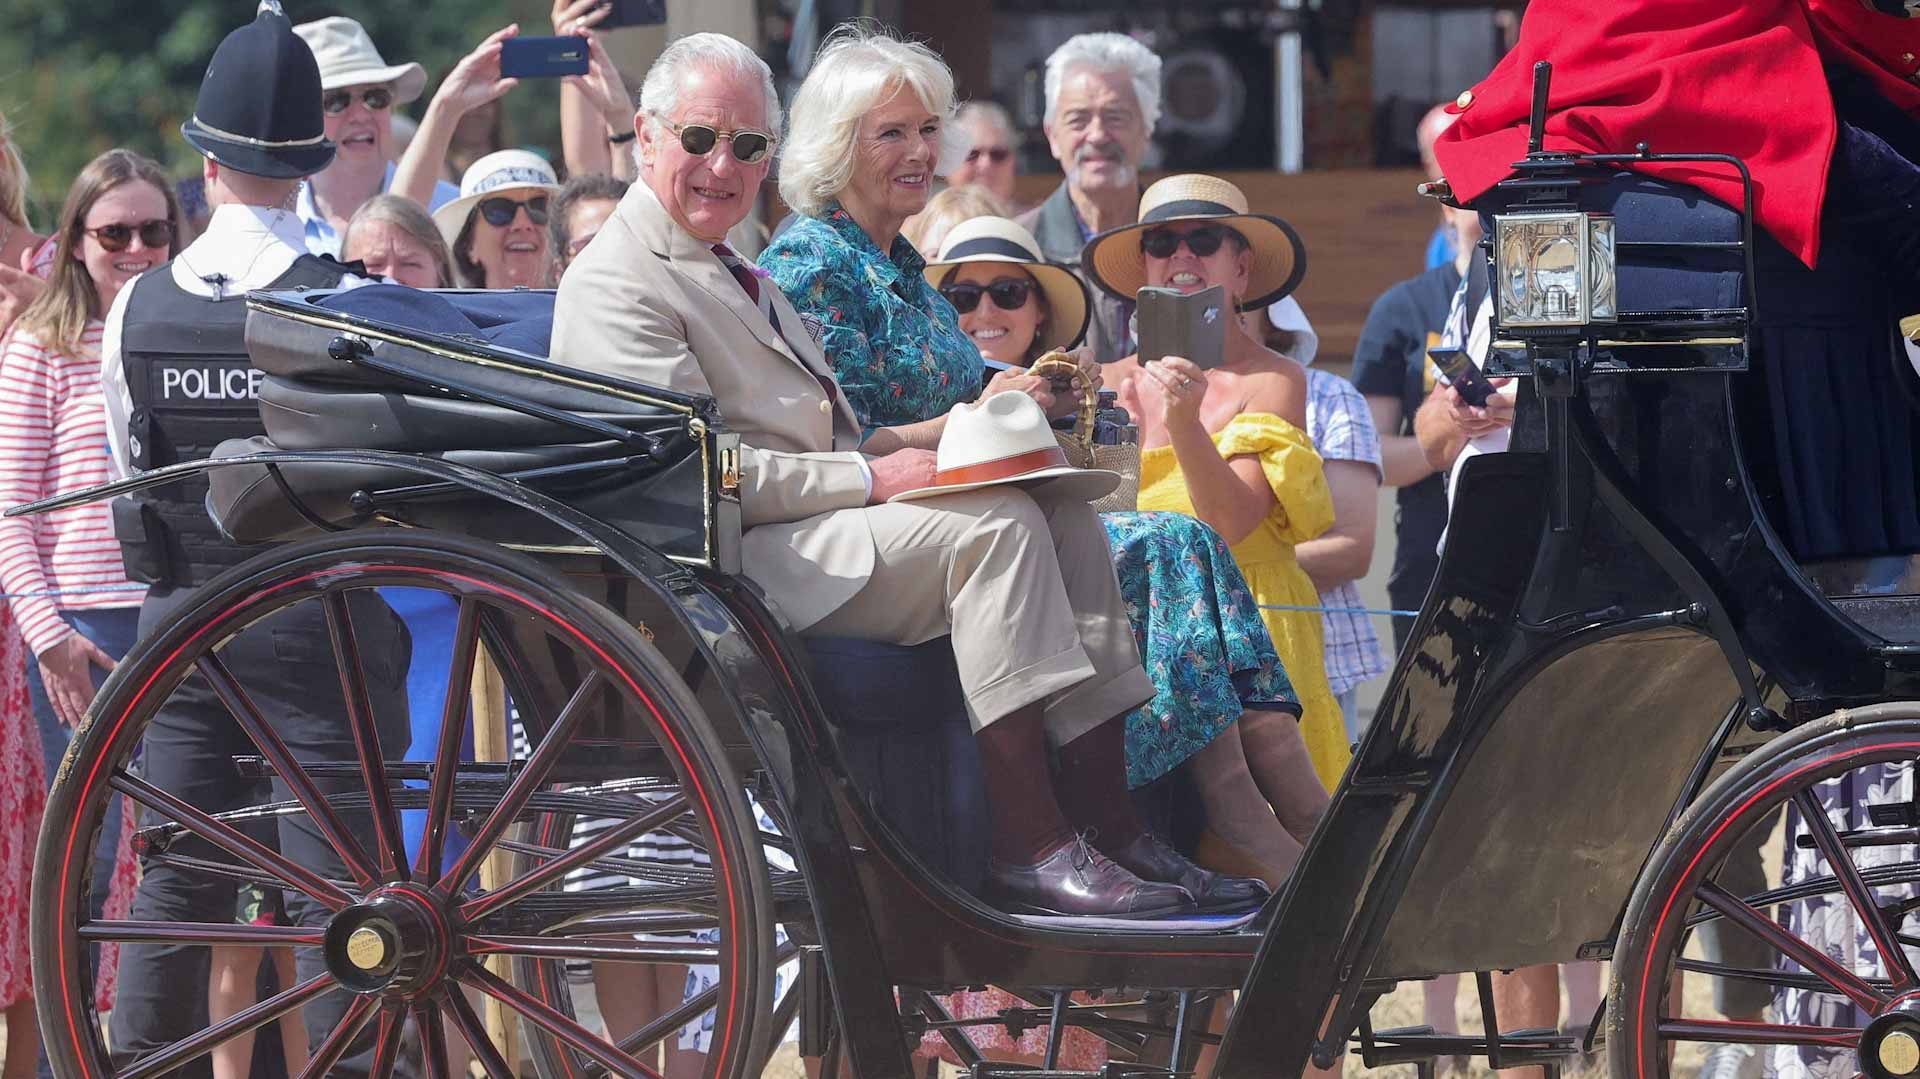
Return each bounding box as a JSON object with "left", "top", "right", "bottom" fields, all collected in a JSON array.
[{"left": 760, "top": 208, "right": 1299, "bottom": 788}]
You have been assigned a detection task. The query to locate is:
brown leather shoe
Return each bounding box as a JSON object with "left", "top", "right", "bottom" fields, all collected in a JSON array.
[
  {"left": 985, "top": 835, "right": 1196, "bottom": 917},
  {"left": 1106, "top": 831, "right": 1270, "bottom": 913}
]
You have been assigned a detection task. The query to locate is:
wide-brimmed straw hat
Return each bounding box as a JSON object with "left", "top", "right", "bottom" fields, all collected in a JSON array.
[
  {"left": 294, "top": 17, "right": 429, "bottom": 106},
  {"left": 432, "top": 150, "right": 562, "bottom": 247},
  {"left": 180, "top": 4, "right": 336, "bottom": 180},
  {"left": 890, "top": 391, "right": 1120, "bottom": 504},
  {"left": 923, "top": 217, "right": 1092, "bottom": 355},
  {"left": 1082, "top": 173, "right": 1307, "bottom": 311}
]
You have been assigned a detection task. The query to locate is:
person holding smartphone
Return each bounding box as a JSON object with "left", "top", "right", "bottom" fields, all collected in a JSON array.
[{"left": 1085, "top": 175, "right": 1351, "bottom": 798}]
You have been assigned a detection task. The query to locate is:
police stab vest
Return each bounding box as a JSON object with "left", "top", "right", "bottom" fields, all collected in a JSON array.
[{"left": 114, "top": 254, "right": 349, "bottom": 589}]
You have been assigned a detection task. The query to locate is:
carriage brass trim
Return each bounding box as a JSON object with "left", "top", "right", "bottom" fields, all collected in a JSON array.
[
  {"left": 249, "top": 302, "right": 699, "bottom": 415},
  {"left": 1883, "top": 1031, "right": 1920, "bottom": 1075},
  {"left": 718, "top": 445, "right": 741, "bottom": 494},
  {"left": 345, "top": 926, "right": 390, "bottom": 971}
]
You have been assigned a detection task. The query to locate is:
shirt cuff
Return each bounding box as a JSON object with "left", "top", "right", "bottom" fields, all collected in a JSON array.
[{"left": 851, "top": 453, "right": 873, "bottom": 501}]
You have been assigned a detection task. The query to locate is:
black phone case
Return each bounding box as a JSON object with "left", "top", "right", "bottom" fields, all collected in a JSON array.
[
  {"left": 499, "top": 36, "right": 590, "bottom": 79},
  {"left": 1136, "top": 285, "right": 1228, "bottom": 370},
  {"left": 1429, "top": 347, "right": 1496, "bottom": 408},
  {"left": 602, "top": 0, "right": 668, "bottom": 27}
]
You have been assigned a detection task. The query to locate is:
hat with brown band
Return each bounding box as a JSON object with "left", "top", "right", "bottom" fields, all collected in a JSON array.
[
  {"left": 888, "top": 390, "right": 1120, "bottom": 504},
  {"left": 1081, "top": 173, "right": 1308, "bottom": 312}
]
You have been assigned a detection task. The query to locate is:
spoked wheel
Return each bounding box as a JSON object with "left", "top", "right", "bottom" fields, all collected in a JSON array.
[
  {"left": 1613, "top": 703, "right": 1920, "bottom": 1079},
  {"left": 32, "top": 530, "right": 776, "bottom": 1079}
]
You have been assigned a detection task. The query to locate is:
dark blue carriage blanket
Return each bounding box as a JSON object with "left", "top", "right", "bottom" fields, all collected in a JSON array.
[{"left": 317, "top": 284, "right": 558, "bottom": 359}]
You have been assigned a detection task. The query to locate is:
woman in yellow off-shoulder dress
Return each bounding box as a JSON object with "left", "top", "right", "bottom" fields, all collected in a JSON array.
[{"left": 1090, "top": 175, "right": 1347, "bottom": 864}]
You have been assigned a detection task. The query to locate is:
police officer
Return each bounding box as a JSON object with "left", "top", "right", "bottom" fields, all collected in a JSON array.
[{"left": 99, "top": 5, "right": 411, "bottom": 1076}]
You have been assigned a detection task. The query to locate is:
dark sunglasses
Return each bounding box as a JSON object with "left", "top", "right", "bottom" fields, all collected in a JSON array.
[
  {"left": 321, "top": 87, "right": 394, "bottom": 115},
  {"left": 940, "top": 279, "right": 1034, "bottom": 314},
  {"left": 966, "top": 146, "right": 1011, "bottom": 165},
  {"left": 478, "top": 196, "right": 549, "bottom": 227},
  {"left": 1140, "top": 224, "right": 1240, "bottom": 260},
  {"left": 84, "top": 219, "right": 174, "bottom": 252},
  {"left": 665, "top": 120, "right": 774, "bottom": 164}
]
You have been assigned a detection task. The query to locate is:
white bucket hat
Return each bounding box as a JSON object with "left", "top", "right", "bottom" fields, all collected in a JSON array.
[
  {"left": 431, "top": 149, "right": 562, "bottom": 247},
  {"left": 923, "top": 216, "right": 1092, "bottom": 355},
  {"left": 293, "top": 17, "right": 428, "bottom": 106},
  {"left": 889, "top": 391, "right": 1121, "bottom": 504}
]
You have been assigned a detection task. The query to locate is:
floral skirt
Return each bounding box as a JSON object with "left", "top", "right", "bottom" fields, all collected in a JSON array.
[{"left": 1102, "top": 511, "right": 1299, "bottom": 789}]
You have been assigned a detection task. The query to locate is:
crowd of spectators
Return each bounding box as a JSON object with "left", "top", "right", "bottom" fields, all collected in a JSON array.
[{"left": 0, "top": 6, "right": 1595, "bottom": 1077}]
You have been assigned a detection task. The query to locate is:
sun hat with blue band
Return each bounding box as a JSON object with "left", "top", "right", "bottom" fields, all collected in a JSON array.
[
  {"left": 922, "top": 216, "right": 1092, "bottom": 355},
  {"left": 1081, "top": 173, "right": 1308, "bottom": 312},
  {"left": 431, "top": 149, "right": 563, "bottom": 247}
]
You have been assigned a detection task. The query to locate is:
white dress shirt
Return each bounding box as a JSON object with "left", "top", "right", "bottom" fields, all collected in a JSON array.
[{"left": 101, "top": 203, "right": 364, "bottom": 479}]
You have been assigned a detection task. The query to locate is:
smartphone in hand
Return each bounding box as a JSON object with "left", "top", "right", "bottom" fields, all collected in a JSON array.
[
  {"left": 499, "top": 36, "right": 590, "bottom": 79},
  {"left": 1136, "top": 284, "right": 1228, "bottom": 370},
  {"left": 1429, "top": 346, "right": 1497, "bottom": 408},
  {"left": 599, "top": 0, "right": 668, "bottom": 28}
]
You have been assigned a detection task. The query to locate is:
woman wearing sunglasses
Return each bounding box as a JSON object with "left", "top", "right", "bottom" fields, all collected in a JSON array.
[
  {"left": 762, "top": 27, "right": 1085, "bottom": 452},
  {"left": 432, "top": 148, "right": 561, "bottom": 288},
  {"left": 0, "top": 149, "right": 178, "bottom": 1071},
  {"left": 1084, "top": 175, "right": 1348, "bottom": 816}
]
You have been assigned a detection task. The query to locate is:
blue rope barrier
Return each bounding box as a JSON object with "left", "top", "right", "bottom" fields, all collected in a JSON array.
[{"left": 1258, "top": 603, "right": 1420, "bottom": 618}]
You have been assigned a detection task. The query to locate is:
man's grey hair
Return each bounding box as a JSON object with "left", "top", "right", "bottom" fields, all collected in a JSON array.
[
  {"left": 778, "top": 24, "right": 962, "bottom": 218},
  {"left": 637, "top": 32, "right": 783, "bottom": 140},
  {"left": 955, "top": 101, "right": 1015, "bottom": 145},
  {"left": 1042, "top": 32, "right": 1162, "bottom": 135}
]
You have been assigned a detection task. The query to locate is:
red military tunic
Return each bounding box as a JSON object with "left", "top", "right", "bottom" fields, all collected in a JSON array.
[{"left": 1433, "top": 0, "right": 1920, "bottom": 269}]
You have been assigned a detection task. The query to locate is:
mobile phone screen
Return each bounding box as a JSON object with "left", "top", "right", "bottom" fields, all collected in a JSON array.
[{"left": 601, "top": 0, "right": 668, "bottom": 27}]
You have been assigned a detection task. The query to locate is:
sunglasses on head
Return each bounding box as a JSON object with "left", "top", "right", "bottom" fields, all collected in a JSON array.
[
  {"left": 1140, "top": 224, "right": 1240, "bottom": 260},
  {"left": 664, "top": 120, "right": 774, "bottom": 164},
  {"left": 85, "top": 219, "right": 173, "bottom": 253},
  {"left": 477, "top": 196, "right": 549, "bottom": 227},
  {"left": 966, "top": 146, "right": 1011, "bottom": 165},
  {"left": 322, "top": 87, "right": 393, "bottom": 115},
  {"left": 940, "top": 278, "right": 1034, "bottom": 313}
]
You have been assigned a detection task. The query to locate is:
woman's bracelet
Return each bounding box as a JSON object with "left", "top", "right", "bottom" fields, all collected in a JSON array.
[{"left": 608, "top": 128, "right": 637, "bottom": 145}]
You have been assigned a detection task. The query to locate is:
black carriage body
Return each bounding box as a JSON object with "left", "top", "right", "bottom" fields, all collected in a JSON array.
[{"left": 24, "top": 147, "right": 1920, "bottom": 1076}]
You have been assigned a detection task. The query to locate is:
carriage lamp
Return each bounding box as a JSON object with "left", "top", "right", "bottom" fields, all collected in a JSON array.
[{"left": 1492, "top": 211, "right": 1617, "bottom": 329}]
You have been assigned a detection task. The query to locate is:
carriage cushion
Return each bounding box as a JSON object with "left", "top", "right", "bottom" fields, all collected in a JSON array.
[{"left": 803, "top": 636, "right": 988, "bottom": 893}]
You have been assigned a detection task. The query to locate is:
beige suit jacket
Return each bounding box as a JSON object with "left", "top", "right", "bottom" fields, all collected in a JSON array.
[{"left": 551, "top": 184, "right": 877, "bottom": 629}]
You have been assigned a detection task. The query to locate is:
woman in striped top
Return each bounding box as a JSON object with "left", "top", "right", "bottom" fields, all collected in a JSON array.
[
  {"left": 0, "top": 148, "right": 177, "bottom": 732},
  {"left": 0, "top": 151, "right": 178, "bottom": 1070}
]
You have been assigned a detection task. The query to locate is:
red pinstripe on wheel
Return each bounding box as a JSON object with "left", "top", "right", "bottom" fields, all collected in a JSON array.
[{"left": 50, "top": 562, "right": 747, "bottom": 1079}]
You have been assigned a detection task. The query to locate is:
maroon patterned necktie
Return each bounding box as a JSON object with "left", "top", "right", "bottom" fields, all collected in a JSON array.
[{"left": 711, "top": 243, "right": 777, "bottom": 332}]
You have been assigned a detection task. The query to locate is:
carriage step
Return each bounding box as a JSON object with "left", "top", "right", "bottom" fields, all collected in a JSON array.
[
  {"left": 1360, "top": 1024, "right": 1584, "bottom": 1079},
  {"left": 968, "top": 1064, "right": 1177, "bottom": 1079}
]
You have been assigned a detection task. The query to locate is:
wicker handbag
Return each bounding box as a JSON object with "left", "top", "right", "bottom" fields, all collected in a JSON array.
[{"left": 1029, "top": 353, "right": 1140, "bottom": 513}]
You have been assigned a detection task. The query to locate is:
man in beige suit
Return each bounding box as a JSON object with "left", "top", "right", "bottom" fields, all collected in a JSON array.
[{"left": 552, "top": 33, "right": 1239, "bottom": 918}]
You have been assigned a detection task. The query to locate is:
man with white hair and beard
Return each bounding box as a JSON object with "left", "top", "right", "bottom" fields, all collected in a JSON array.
[{"left": 1017, "top": 32, "right": 1161, "bottom": 363}]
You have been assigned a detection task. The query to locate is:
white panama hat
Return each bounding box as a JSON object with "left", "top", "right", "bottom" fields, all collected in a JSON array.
[
  {"left": 293, "top": 17, "right": 428, "bottom": 106},
  {"left": 889, "top": 391, "right": 1120, "bottom": 504},
  {"left": 431, "top": 149, "right": 562, "bottom": 249},
  {"left": 923, "top": 216, "right": 1092, "bottom": 355}
]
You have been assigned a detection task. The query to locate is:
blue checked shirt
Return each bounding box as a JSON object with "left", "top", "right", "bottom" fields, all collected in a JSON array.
[{"left": 1305, "top": 368, "right": 1389, "bottom": 696}]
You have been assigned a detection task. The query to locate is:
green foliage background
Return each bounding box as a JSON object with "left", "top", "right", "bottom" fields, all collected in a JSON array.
[{"left": 0, "top": 1, "right": 566, "bottom": 224}]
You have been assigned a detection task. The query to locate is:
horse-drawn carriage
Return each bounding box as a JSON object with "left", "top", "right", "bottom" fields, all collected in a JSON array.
[{"left": 20, "top": 72, "right": 1920, "bottom": 1079}]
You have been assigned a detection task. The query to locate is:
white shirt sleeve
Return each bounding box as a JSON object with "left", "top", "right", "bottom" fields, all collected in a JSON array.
[{"left": 100, "top": 273, "right": 141, "bottom": 481}]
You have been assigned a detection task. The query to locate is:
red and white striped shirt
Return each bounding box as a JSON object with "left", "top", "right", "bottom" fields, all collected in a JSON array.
[{"left": 0, "top": 321, "right": 143, "bottom": 656}]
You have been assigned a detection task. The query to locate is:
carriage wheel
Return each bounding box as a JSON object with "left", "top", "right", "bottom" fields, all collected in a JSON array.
[
  {"left": 31, "top": 530, "right": 776, "bottom": 1079},
  {"left": 1612, "top": 703, "right": 1920, "bottom": 1079}
]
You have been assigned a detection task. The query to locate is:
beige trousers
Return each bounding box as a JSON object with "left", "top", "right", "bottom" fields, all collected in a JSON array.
[{"left": 805, "top": 485, "right": 1153, "bottom": 745}]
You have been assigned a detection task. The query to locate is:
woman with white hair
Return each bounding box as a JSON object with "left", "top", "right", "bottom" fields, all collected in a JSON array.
[{"left": 759, "top": 26, "right": 1086, "bottom": 451}]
